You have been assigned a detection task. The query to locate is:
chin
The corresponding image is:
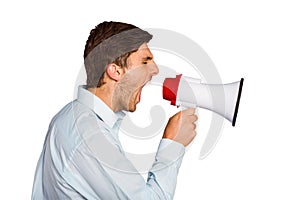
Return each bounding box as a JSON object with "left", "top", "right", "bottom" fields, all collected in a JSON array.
[
  {"left": 128, "top": 104, "right": 138, "bottom": 112},
  {"left": 128, "top": 107, "right": 137, "bottom": 112}
]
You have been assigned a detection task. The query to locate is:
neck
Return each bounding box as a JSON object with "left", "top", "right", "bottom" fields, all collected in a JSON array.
[{"left": 88, "top": 83, "right": 118, "bottom": 112}]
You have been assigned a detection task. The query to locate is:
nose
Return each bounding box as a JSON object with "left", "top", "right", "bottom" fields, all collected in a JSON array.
[{"left": 151, "top": 61, "right": 159, "bottom": 76}]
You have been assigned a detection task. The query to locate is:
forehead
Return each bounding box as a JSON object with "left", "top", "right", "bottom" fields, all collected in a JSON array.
[{"left": 132, "top": 43, "right": 153, "bottom": 58}]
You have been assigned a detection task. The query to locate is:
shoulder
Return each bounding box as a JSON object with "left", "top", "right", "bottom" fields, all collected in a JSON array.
[{"left": 49, "top": 100, "right": 109, "bottom": 140}]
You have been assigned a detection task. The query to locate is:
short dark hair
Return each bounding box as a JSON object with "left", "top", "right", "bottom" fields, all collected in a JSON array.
[{"left": 84, "top": 21, "right": 153, "bottom": 87}]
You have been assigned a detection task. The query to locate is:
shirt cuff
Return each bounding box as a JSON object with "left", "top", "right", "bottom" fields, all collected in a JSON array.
[{"left": 155, "top": 138, "right": 185, "bottom": 164}]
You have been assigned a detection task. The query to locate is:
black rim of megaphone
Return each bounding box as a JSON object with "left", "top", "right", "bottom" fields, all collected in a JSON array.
[{"left": 232, "top": 78, "right": 244, "bottom": 126}]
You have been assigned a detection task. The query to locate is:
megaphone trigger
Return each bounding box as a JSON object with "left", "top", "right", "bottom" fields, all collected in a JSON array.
[{"left": 177, "top": 101, "right": 197, "bottom": 108}]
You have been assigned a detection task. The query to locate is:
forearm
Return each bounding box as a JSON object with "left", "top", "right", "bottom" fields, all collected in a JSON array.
[{"left": 146, "top": 139, "right": 185, "bottom": 199}]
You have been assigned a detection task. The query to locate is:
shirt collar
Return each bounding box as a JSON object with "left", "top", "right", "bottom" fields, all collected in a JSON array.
[{"left": 77, "top": 85, "right": 126, "bottom": 129}]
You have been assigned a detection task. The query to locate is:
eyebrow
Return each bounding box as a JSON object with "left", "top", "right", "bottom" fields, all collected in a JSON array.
[{"left": 142, "top": 56, "right": 153, "bottom": 61}]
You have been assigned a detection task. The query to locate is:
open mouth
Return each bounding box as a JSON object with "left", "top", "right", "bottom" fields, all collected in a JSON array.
[
  {"left": 136, "top": 79, "right": 151, "bottom": 104},
  {"left": 137, "top": 84, "right": 146, "bottom": 103}
]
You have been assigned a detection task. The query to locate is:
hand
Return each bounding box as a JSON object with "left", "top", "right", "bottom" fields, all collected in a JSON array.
[{"left": 163, "top": 108, "right": 198, "bottom": 147}]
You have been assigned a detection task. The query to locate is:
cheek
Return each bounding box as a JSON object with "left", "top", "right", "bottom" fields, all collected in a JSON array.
[
  {"left": 123, "top": 67, "right": 149, "bottom": 86},
  {"left": 118, "top": 74, "right": 142, "bottom": 93}
]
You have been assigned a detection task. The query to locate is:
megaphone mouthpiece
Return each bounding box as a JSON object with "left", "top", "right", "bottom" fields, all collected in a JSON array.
[{"left": 163, "top": 74, "right": 182, "bottom": 106}]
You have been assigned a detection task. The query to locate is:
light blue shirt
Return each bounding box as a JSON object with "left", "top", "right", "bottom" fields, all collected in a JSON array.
[{"left": 32, "top": 86, "right": 185, "bottom": 200}]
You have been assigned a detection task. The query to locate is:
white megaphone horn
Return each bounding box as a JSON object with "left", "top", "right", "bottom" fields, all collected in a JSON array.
[{"left": 163, "top": 74, "right": 244, "bottom": 126}]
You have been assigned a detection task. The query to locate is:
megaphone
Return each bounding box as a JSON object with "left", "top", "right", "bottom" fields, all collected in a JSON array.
[{"left": 163, "top": 74, "right": 244, "bottom": 126}]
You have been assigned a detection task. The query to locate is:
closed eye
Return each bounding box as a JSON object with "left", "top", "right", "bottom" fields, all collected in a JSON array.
[{"left": 142, "top": 56, "right": 153, "bottom": 65}]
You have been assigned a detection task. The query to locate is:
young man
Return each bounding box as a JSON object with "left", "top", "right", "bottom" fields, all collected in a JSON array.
[{"left": 32, "top": 21, "right": 198, "bottom": 199}]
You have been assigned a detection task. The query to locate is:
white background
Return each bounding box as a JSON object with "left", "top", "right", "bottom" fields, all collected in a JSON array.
[{"left": 1, "top": 0, "right": 300, "bottom": 199}]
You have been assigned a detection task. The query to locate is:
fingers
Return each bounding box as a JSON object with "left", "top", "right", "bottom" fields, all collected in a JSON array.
[
  {"left": 191, "top": 114, "right": 198, "bottom": 123},
  {"left": 163, "top": 108, "right": 199, "bottom": 147},
  {"left": 183, "top": 108, "right": 196, "bottom": 115},
  {"left": 182, "top": 108, "right": 198, "bottom": 122}
]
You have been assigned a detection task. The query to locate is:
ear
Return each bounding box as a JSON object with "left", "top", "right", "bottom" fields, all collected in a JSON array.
[{"left": 106, "top": 63, "right": 124, "bottom": 81}]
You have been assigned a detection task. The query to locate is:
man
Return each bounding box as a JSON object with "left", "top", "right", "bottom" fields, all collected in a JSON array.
[{"left": 32, "top": 21, "right": 198, "bottom": 199}]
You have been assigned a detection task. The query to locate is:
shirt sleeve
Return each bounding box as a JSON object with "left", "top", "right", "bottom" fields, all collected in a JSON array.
[
  {"left": 148, "top": 138, "right": 185, "bottom": 199},
  {"left": 63, "top": 131, "right": 185, "bottom": 200}
]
